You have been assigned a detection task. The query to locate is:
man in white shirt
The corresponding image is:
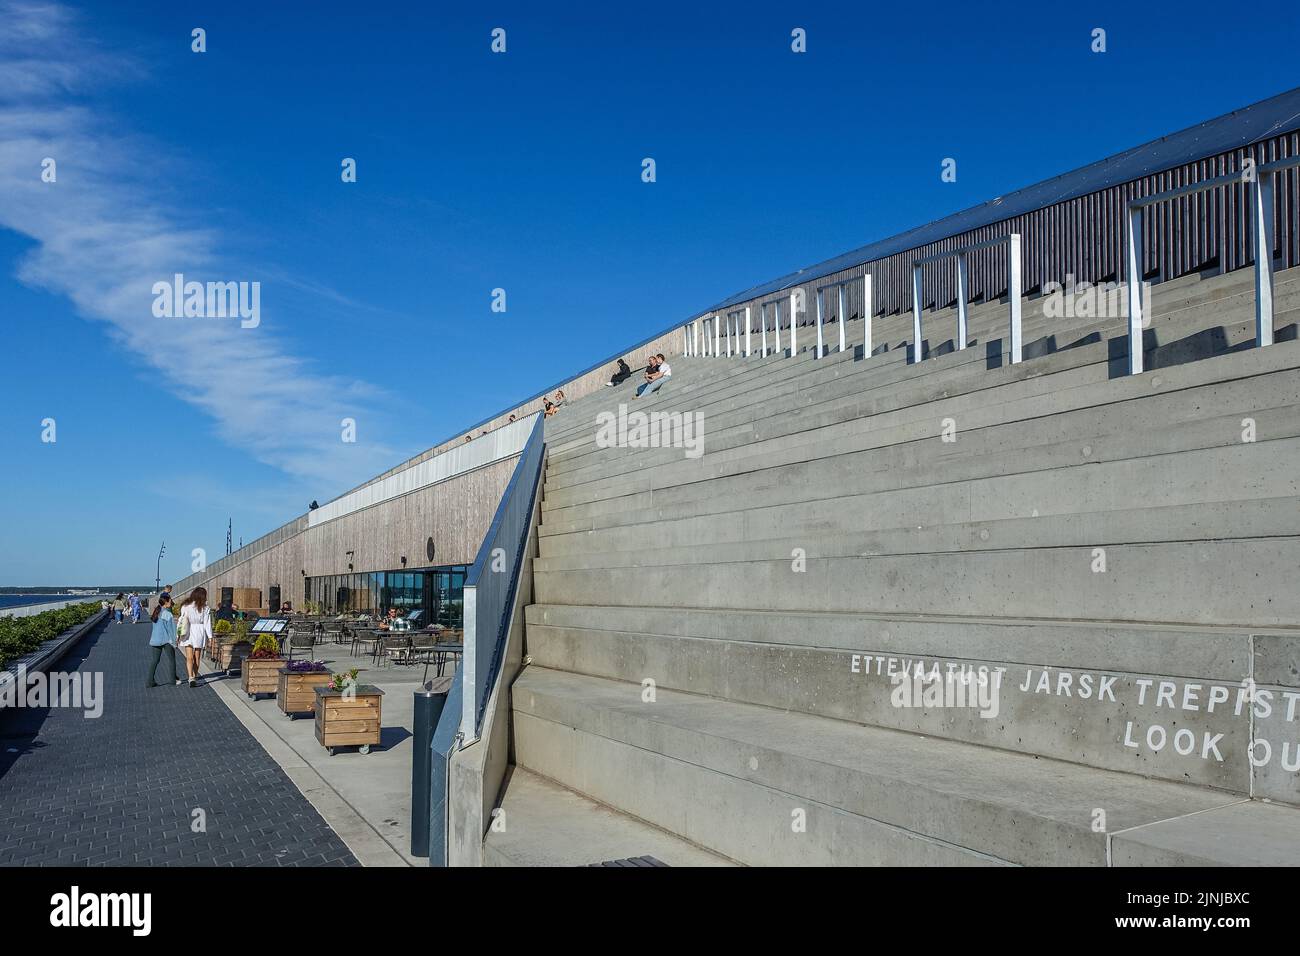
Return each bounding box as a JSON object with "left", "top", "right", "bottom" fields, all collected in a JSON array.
[{"left": 635, "top": 354, "right": 671, "bottom": 398}]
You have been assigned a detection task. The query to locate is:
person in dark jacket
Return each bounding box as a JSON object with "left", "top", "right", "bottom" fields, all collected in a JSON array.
[{"left": 605, "top": 358, "right": 632, "bottom": 386}]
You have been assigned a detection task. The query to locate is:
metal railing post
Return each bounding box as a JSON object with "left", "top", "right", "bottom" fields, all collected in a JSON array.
[
  {"left": 956, "top": 251, "right": 969, "bottom": 351},
  {"left": 1007, "top": 233, "right": 1023, "bottom": 364},
  {"left": 760, "top": 303, "right": 769, "bottom": 357},
  {"left": 911, "top": 263, "right": 924, "bottom": 364},
  {"left": 1125, "top": 206, "right": 1145, "bottom": 375},
  {"left": 789, "top": 292, "right": 798, "bottom": 356},
  {"left": 458, "top": 584, "right": 477, "bottom": 735},
  {"left": 863, "top": 273, "right": 873, "bottom": 356},
  {"left": 815, "top": 287, "right": 825, "bottom": 358},
  {"left": 744, "top": 305, "right": 752, "bottom": 357},
  {"left": 713, "top": 313, "right": 721, "bottom": 357},
  {"left": 837, "top": 283, "right": 847, "bottom": 354},
  {"left": 1253, "top": 170, "right": 1277, "bottom": 348}
]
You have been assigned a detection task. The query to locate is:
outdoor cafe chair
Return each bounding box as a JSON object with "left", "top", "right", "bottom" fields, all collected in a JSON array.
[
  {"left": 378, "top": 635, "right": 412, "bottom": 667},
  {"left": 352, "top": 628, "right": 382, "bottom": 660},
  {"left": 286, "top": 631, "right": 316, "bottom": 663}
]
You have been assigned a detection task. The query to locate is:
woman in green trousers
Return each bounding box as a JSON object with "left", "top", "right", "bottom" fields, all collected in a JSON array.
[{"left": 146, "top": 593, "right": 181, "bottom": 687}]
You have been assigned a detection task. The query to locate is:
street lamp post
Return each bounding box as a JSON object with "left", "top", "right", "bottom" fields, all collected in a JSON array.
[{"left": 156, "top": 541, "right": 166, "bottom": 592}]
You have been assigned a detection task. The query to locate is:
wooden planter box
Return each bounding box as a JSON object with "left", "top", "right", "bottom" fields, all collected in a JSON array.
[
  {"left": 242, "top": 656, "right": 285, "bottom": 698},
  {"left": 277, "top": 669, "right": 332, "bottom": 718},
  {"left": 213, "top": 639, "right": 251, "bottom": 673},
  {"left": 314, "top": 685, "right": 383, "bottom": 755}
]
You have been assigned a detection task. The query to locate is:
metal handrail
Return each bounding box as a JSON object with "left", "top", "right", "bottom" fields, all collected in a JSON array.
[
  {"left": 815, "top": 273, "right": 873, "bottom": 358},
  {"left": 912, "top": 233, "right": 1023, "bottom": 365},
  {"left": 427, "top": 410, "right": 545, "bottom": 866},
  {"left": 1125, "top": 155, "right": 1300, "bottom": 375},
  {"left": 459, "top": 411, "right": 546, "bottom": 741}
]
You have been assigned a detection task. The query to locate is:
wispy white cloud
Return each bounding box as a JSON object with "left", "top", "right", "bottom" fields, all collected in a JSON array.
[{"left": 0, "top": 0, "right": 396, "bottom": 489}]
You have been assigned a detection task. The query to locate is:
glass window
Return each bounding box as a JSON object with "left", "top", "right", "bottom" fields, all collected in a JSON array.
[{"left": 303, "top": 564, "right": 467, "bottom": 626}]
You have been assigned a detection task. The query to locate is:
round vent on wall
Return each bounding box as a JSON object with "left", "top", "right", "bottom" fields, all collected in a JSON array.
[{"left": 426, "top": 536, "right": 435, "bottom": 562}]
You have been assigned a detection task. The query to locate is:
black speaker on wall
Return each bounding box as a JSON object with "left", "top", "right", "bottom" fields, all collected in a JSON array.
[
  {"left": 268, "top": 585, "right": 282, "bottom": 613},
  {"left": 220, "top": 587, "right": 234, "bottom": 607}
]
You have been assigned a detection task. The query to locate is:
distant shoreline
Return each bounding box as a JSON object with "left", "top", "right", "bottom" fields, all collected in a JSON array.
[{"left": 0, "top": 593, "right": 114, "bottom": 611}]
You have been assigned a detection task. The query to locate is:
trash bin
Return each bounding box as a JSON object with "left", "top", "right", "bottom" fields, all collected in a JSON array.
[{"left": 411, "top": 676, "right": 454, "bottom": 857}]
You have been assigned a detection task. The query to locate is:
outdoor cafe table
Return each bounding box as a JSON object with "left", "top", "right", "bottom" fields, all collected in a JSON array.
[
  {"left": 351, "top": 627, "right": 456, "bottom": 662},
  {"left": 421, "top": 642, "right": 463, "bottom": 684}
]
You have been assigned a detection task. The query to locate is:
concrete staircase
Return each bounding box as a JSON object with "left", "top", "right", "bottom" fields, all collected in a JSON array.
[{"left": 486, "top": 265, "right": 1300, "bottom": 866}]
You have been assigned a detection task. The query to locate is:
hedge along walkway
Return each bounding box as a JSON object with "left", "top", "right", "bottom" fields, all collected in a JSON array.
[{"left": 0, "top": 617, "right": 359, "bottom": 866}]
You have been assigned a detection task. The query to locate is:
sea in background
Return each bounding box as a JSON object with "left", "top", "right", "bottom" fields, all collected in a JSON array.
[{"left": 0, "top": 594, "right": 104, "bottom": 611}]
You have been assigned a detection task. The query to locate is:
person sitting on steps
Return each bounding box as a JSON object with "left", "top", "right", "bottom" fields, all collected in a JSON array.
[
  {"left": 605, "top": 358, "right": 632, "bottom": 386},
  {"left": 635, "top": 354, "right": 671, "bottom": 398}
]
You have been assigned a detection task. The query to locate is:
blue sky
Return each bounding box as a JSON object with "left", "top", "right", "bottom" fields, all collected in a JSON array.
[{"left": 1, "top": 0, "right": 1297, "bottom": 585}]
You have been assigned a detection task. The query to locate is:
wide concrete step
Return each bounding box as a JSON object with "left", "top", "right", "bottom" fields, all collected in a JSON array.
[
  {"left": 547, "top": 342, "right": 867, "bottom": 453},
  {"left": 532, "top": 536, "right": 1300, "bottom": 628},
  {"left": 537, "top": 442, "right": 1300, "bottom": 561},
  {"left": 483, "top": 767, "right": 736, "bottom": 867},
  {"left": 541, "top": 401, "right": 1300, "bottom": 540},
  {"left": 510, "top": 666, "right": 1292, "bottom": 866},
  {"left": 540, "top": 329, "right": 1300, "bottom": 515},
  {"left": 546, "top": 317, "right": 1289, "bottom": 504},
  {"left": 522, "top": 603, "right": 1300, "bottom": 799},
  {"left": 1109, "top": 800, "right": 1300, "bottom": 865},
  {"left": 537, "top": 497, "right": 1300, "bottom": 570},
  {"left": 539, "top": 352, "right": 1300, "bottom": 533},
  {"left": 546, "top": 266, "right": 1300, "bottom": 470},
  {"left": 549, "top": 310, "right": 1221, "bottom": 481}
]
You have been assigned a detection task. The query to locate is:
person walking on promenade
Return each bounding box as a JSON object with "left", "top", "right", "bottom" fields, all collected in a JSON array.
[
  {"left": 112, "top": 593, "right": 126, "bottom": 624},
  {"left": 128, "top": 592, "right": 141, "bottom": 623},
  {"left": 146, "top": 594, "right": 181, "bottom": 688},
  {"left": 177, "top": 587, "right": 213, "bottom": 688}
]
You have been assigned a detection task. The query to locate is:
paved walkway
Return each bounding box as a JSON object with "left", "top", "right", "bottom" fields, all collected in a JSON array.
[{"left": 0, "top": 618, "right": 359, "bottom": 866}]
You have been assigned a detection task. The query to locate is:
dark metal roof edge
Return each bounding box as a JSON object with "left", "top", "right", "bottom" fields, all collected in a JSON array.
[{"left": 703, "top": 85, "right": 1300, "bottom": 314}]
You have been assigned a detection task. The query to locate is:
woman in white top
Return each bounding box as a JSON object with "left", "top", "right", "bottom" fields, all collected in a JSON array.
[{"left": 177, "top": 586, "right": 213, "bottom": 688}]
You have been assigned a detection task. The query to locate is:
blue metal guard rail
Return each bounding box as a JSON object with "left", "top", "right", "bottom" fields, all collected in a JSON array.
[
  {"left": 428, "top": 411, "right": 546, "bottom": 865},
  {"left": 460, "top": 410, "right": 546, "bottom": 738}
]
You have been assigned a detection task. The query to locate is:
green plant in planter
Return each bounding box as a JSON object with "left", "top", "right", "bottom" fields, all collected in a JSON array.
[
  {"left": 234, "top": 619, "right": 251, "bottom": 642},
  {"left": 213, "top": 618, "right": 234, "bottom": 637},
  {"left": 325, "top": 667, "right": 360, "bottom": 692},
  {"left": 248, "top": 633, "right": 282, "bottom": 660}
]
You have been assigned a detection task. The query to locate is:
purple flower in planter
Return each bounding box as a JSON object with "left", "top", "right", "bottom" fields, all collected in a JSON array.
[{"left": 284, "top": 659, "right": 328, "bottom": 673}]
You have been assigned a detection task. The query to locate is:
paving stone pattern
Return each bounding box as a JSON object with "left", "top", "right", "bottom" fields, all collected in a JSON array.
[{"left": 0, "top": 619, "right": 359, "bottom": 866}]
